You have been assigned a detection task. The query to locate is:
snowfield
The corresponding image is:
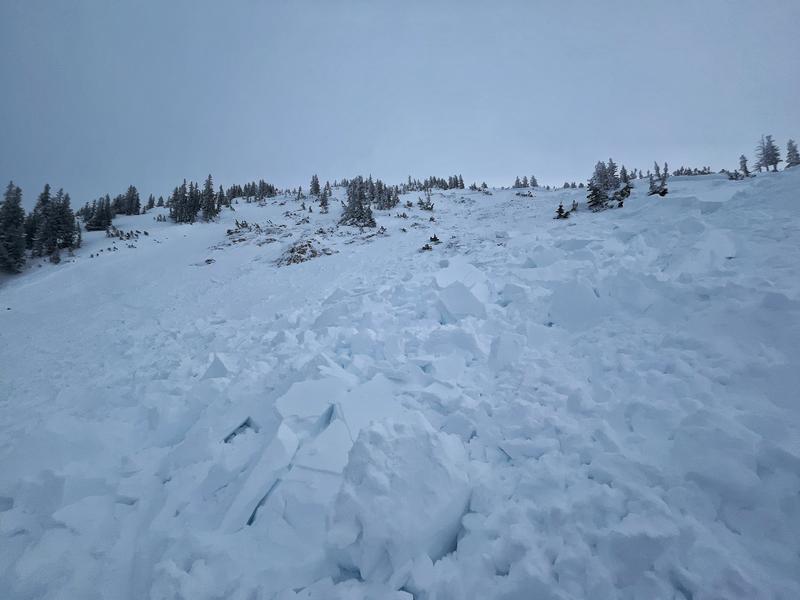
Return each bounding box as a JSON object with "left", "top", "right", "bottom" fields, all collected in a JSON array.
[{"left": 1, "top": 172, "right": 799, "bottom": 599}]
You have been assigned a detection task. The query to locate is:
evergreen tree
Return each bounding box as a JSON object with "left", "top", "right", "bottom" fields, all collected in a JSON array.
[
  {"left": 739, "top": 155, "right": 751, "bottom": 177},
  {"left": 530, "top": 175, "right": 538, "bottom": 188},
  {"left": 87, "top": 195, "right": 113, "bottom": 230},
  {"left": 25, "top": 183, "right": 51, "bottom": 249},
  {"left": 754, "top": 136, "right": 767, "bottom": 172},
  {"left": 754, "top": 135, "right": 781, "bottom": 172},
  {"left": 587, "top": 162, "right": 609, "bottom": 210},
  {"left": 521, "top": 175, "right": 529, "bottom": 187},
  {"left": 340, "top": 176, "right": 376, "bottom": 227},
  {"left": 201, "top": 174, "right": 218, "bottom": 221},
  {"left": 310, "top": 174, "right": 321, "bottom": 196},
  {"left": 0, "top": 182, "right": 26, "bottom": 272},
  {"left": 74, "top": 217, "right": 81, "bottom": 248},
  {"left": 513, "top": 176, "right": 522, "bottom": 188},
  {"left": 785, "top": 139, "right": 800, "bottom": 168},
  {"left": 54, "top": 191, "right": 77, "bottom": 250},
  {"left": 122, "top": 185, "right": 141, "bottom": 215},
  {"left": 320, "top": 187, "right": 329, "bottom": 213},
  {"left": 146, "top": 194, "right": 156, "bottom": 210},
  {"left": 216, "top": 185, "right": 227, "bottom": 209},
  {"left": 764, "top": 135, "right": 781, "bottom": 171}
]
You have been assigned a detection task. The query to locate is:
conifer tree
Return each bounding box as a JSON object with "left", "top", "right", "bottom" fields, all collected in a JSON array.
[
  {"left": 739, "top": 155, "right": 751, "bottom": 177},
  {"left": 530, "top": 175, "right": 538, "bottom": 188},
  {"left": 340, "top": 176, "right": 376, "bottom": 227},
  {"left": 320, "top": 188, "right": 329, "bottom": 213},
  {"left": 310, "top": 174, "right": 321, "bottom": 196},
  {"left": 201, "top": 174, "right": 218, "bottom": 221},
  {"left": 25, "top": 183, "right": 51, "bottom": 249},
  {"left": 764, "top": 135, "right": 781, "bottom": 171},
  {"left": 785, "top": 139, "right": 800, "bottom": 168},
  {"left": 587, "top": 162, "right": 609, "bottom": 210},
  {"left": 0, "top": 181, "right": 26, "bottom": 272}
]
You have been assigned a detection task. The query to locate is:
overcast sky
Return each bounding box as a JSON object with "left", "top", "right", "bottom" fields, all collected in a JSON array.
[{"left": 2, "top": 0, "right": 799, "bottom": 206}]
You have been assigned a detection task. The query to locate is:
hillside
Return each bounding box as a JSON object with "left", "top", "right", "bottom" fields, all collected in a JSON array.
[{"left": 1, "top": 172, "right": 799, "bottom": 599}]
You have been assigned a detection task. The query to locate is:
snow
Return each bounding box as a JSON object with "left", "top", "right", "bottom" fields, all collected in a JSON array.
[{"left": 1, "top": 171, "right": 800, "bottom": 598}]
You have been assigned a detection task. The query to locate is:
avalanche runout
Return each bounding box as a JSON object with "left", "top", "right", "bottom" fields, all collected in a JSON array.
[{"left": 1, "top": 172, "right": 799, "bottom": 599}]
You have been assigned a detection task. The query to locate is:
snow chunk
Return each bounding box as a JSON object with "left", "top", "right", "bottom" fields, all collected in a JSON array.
[
  {"left": 202, "top": 353, "right": 229, "bottom": 379},
  {"left": 488, "top": 332, "right": 525, "bottom": 370},
  {"left": 328, "top": 413, "right": 471, "bottom": 582},
  {"left": 294, "top": 418, "right": 353, "bottom": 474},
  {"left": 438, "top": 281, "right": 486, "bottom": 322},
  {"left": 547, "top": 280, "right": 606, "bottom": 331},
  {"left": 337, "top": 374, "right": 407, "bottom": 438},
  {"left": 275, "top": 377, "right": 348, "bottom": 420}
]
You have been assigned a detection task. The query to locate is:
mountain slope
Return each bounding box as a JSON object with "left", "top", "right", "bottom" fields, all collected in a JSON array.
[{"left": 1, "top": 172, "right": 799, "bottom": 599}]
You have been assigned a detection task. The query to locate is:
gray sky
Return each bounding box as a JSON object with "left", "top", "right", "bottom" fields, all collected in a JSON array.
[{"left": 2, "top": 0, "right": 799, "bottom": 207}]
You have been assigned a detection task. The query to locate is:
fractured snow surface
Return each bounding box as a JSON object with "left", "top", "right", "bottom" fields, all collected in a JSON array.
[{"left": 2, "top": 172, "right": 800, "bottom": 599}]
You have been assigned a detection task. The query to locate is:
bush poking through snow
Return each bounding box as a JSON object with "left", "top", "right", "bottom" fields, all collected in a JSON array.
[{"left": 276, "top": 239, "right": 335, "bottom": 266}]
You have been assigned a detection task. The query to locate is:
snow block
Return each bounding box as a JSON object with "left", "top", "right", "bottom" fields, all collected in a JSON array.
[
  {"left": 547, "top": 280, "right": 606, "bottom": 331},
  {"left": 438, "top": 281, "right": 486, "bottom": 322},
  {"left": 328, "top": 412, "right": 471, "bottom": 583},
  {"left": 221, "top": 423, "right": 299, "bottom": 531},
  {"left": 488, "top": 332, "right": 525, "bottom": 370},
  {"left": 337, "top": 374, "right": 407, "bottom": 438},
  {"left": 294, "top": 418, "right": 353, "bottom": 474},
  {"left": 275, "top": 377, "right": 348, "bottom": 420},
  {"left": 202, "top": 353, "right": 229, "bottom": 379}
]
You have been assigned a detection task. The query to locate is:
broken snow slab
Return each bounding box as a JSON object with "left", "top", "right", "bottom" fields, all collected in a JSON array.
[
  {"left": 294, "top": 417, "right": 353, "bottom": 474},
  {"left": 275, "top": 377, "right": 349, "bottom": 420},
  {"left": 437, "top": 281, "right": 487, "bottom": 321},
  {"left": 337, "top": 374, "right": 408, "bottom": 439},
  {"left": 328, "top": 413, "right": 471, "bottom": 583},
  {"left": 202, "top": 353, "right": 230, "bottom": 379}
]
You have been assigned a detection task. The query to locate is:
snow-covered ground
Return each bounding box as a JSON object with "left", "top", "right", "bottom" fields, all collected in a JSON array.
[{"left": 1, "top": 172, "right": 799, "bottom": 599}]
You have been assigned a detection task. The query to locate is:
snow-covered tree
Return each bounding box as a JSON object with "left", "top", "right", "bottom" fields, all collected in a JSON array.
[
  {"left": 647, "top": 161, "right": 668, "bottom": 196},
  {"left": 310, "top": 174, "right": 321, "bottom": 196},
  {"left": 530, "top": 175, "right": 538, "bottom": 188},
  {"left": 587, "top": 159, "right": 633, "bottom": 210},
  {"left": 755, "top": 135, "right": 782, "bottom": 172},
  {"left": 0, "top": 181, "right": 26, "bottom": 272},
  {"left": 786, "top": 139, "right": 800, "bottom": 168},
  {"left": 340, "top": 176, "right": 376, "bottom": 227},
  {"left": 25, "top": 184, "right": 51, "bottom": 249},
  {"left": 320, "top": 188, "right": 329, "bottom": 213},
  {"left": 201, "top": 174, "right": 218, "bottom": 221},
  {"left": 587, "top": 162, "right": 609, "bottom": 210},
  {"left": 764, "top": 136, "right": 781, "bottom": 171},
  {"left": 739, "top": 155, "right": 751, "bottom": 177}
]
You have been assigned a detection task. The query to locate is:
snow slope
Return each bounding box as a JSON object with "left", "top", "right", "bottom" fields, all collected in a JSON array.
[{"left": 1, "top": 171, "right": 799, "bottom": 599}]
